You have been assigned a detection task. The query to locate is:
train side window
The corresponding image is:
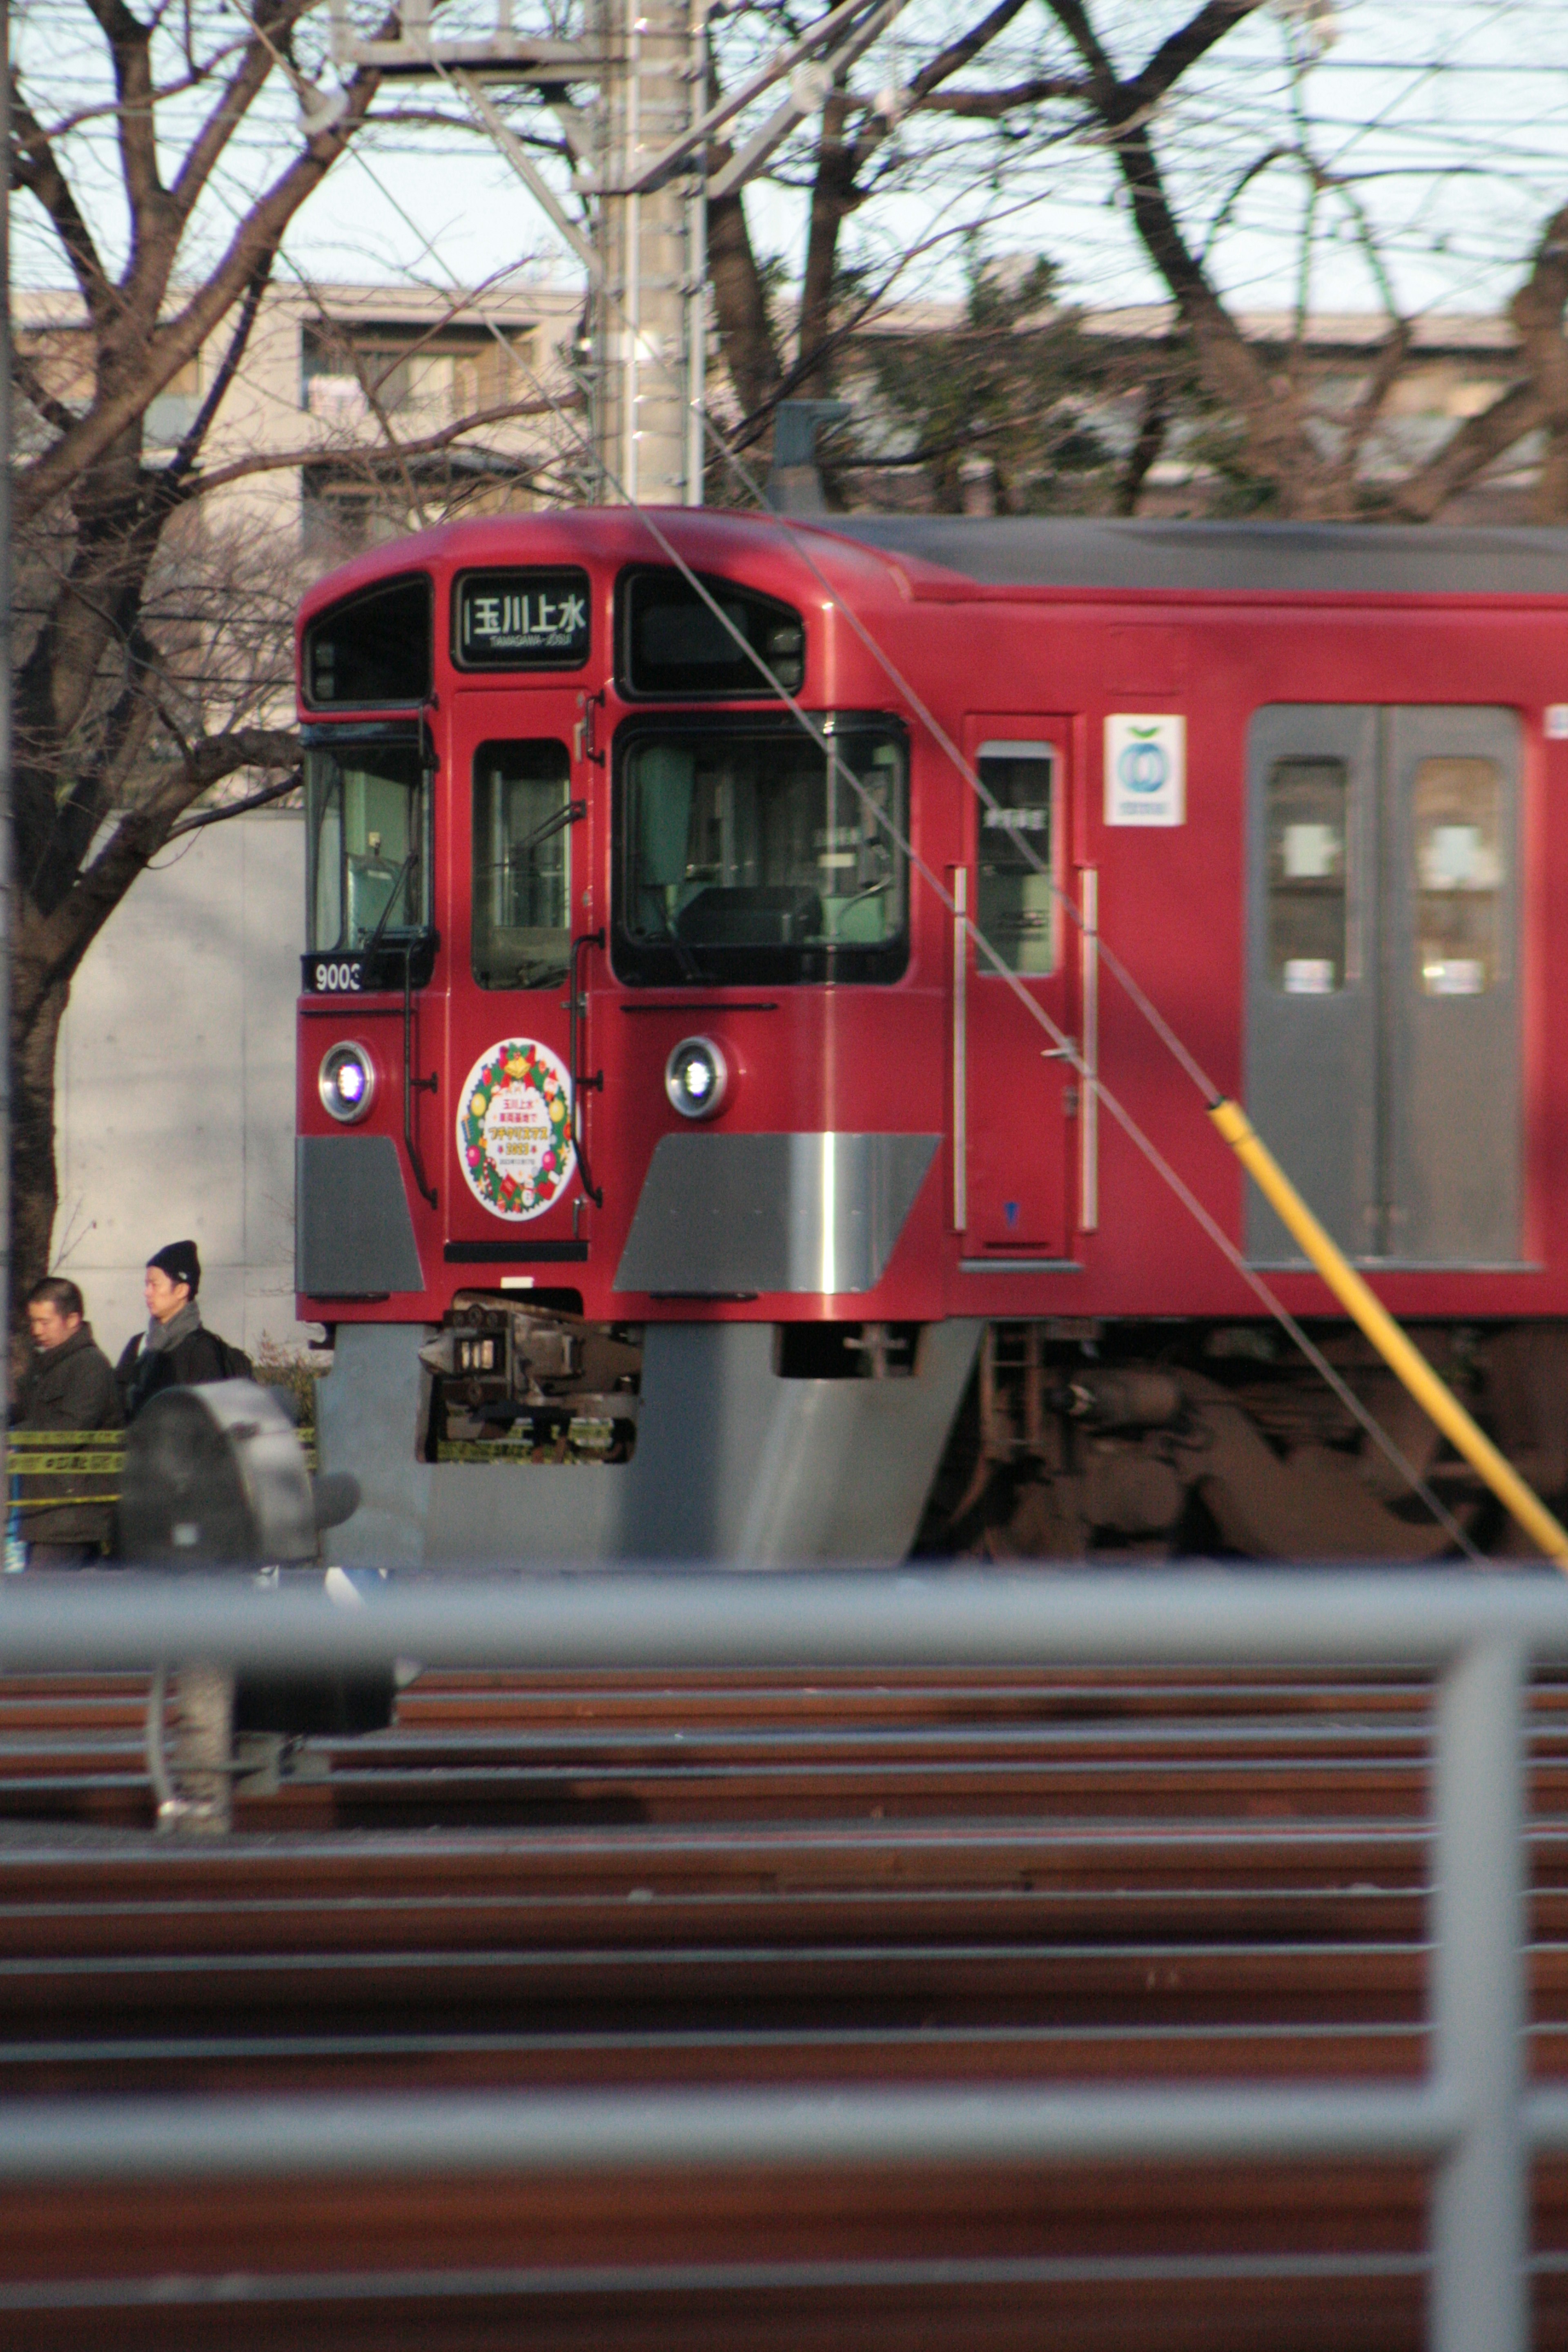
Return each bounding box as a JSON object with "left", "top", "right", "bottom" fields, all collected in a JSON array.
[
  {"left": 976, "top": 742, "right": 1056, "bottom": 976},
  {"left": 1413, "top": 756, "right": 1504, "bottom": 995},
  {"left": 1266, "top": 757, "right": 1349, "bottom": 993},
  {"left": 472, "top": 740, "right": 574, "bottom": 990},
  {"left": 303, "top": 573, "right": 431, "bottom": 709},
  {"left": 306, "top": 736, "right": 431, "bottom": 953}
]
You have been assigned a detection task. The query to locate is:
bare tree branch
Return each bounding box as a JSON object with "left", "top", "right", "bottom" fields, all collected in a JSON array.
[
  {"left": 924, "top": 76, "right": 1087, "bottom": 118},
  {"left": 33, "top": 727, "right": 301, "bottom": 983},
  {"left": 11, "top": 348, "right": 82, "bottom": 440},
  {"left": 1045, "top": 0, "right": 1327, "bottom": 508},
  {"left": 10, "top": 86, "right": 113, "bottom": 317},
  {"left": 15, "top": 52, "right": 387, "bottom": 522},
  {"left": 165, "top": 767, "right": 302, "bottom": 836}
]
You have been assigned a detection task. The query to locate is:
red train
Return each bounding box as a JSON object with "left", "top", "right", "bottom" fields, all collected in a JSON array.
[{"left": 295, "top": 509, "right": 1568, "bottom": 1563}]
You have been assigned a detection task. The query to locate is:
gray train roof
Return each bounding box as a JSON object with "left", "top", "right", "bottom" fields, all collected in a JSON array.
[{"left": 822, "top": 516, "right": 1568, "bottom": 596}]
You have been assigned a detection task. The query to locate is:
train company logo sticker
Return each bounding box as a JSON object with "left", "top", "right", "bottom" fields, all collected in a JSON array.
[
  {"left": 457, "top": 1040, "right": 575, "bottom": 1220},
  {"left": 1105, "top": 714, "right": 1186, "bottom": 827}
]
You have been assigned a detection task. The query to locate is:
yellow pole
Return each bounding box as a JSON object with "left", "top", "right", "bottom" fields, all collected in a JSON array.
[{"left": 1208, "top": 1096, "right": 1568, "bottom": 1568}]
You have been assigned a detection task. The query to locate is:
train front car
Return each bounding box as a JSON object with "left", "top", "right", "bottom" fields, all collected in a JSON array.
[{"left": 296, "top": 512, "right": 968, "bottom": 1563}]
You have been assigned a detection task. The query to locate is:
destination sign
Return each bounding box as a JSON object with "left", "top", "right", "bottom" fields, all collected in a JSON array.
[{"left": 454, "top": 567, "right": 591, "bottom": 670}]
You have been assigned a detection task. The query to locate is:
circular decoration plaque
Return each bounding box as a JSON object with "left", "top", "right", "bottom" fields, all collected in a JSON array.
[{"left": 457, "top": 1039, "right": 575, "bottom": 1220}]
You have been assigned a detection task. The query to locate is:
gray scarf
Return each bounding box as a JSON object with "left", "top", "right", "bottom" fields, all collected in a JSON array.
[{"left": 143, "top": 1298, "right": 202, "bottom": 1355}]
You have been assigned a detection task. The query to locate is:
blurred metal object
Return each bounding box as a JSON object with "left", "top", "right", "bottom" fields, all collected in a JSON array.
[
  {"left": 169, "top": 1661, "right": 235, "bottom": 1835},
  {"left": 120, "top": 1385, "right": 379, "bottom": 1823},
  {"left": 764, "top": 400, "right": 851, "bottom": 515},
  {"left": 119, "top": 1381, "right": 320, "bottom": 1568}
]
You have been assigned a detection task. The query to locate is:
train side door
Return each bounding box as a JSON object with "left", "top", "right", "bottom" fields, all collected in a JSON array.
[
  {"left": 959, "top": 716, "right": 1074, "bottom": 1259},
  {"left": 1386, "top": 705, "right": 1521, "bottom": 1262},
  {"left": 1245, "top": 706, "right": 1379, "bottom": 1260},
  {"left": 445, "top": 688, "right": 592, "bottom": 1251},
  {"left": 1246, "top": 703, "right": 1521, "bottom": 1264}
]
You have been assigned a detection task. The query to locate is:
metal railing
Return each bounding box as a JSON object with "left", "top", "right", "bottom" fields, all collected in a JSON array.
[{"left": 0, "top": 1564, "right": 1564, "bottom": 2352}]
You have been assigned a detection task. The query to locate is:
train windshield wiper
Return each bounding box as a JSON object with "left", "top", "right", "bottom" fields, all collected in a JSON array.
[{"left": 357, "top": 849, "right": 418, "bottom": 966}]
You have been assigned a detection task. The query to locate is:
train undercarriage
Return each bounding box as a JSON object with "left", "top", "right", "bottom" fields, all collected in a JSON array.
[
  {"left": 318, "top": 1302, "right": 1568, "bottom": 1567},
  {"left": 918, "top": 1319, "right": 1568, "bottom": 1563}
]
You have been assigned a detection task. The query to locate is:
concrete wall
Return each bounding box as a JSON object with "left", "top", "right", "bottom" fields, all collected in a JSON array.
[{"left": 51, "top": 808, "right": 309, "bottom": 1365}]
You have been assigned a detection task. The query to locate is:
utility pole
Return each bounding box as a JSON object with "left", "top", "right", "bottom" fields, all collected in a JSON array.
[
  {"left": 326, "top": 0, "right": 908, "bottom": 508},
  {"left": 592, "top": 0, "right": 706, "bottom": 505},
  {"left": 330, "top": 0, "right": 708, "bottom": 505}
]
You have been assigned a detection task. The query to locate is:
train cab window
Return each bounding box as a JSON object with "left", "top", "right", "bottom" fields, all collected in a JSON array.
[
  {"left": 619, "top": 569, "right": 804, "bottom": 697},
  {"left": 614, "top": 717, "right": 907, "bottom": 984},
  {"left": 1265, "top": 757, "right": 1349, "bottom": 993},
  {"left": 472, "top": 739, "right": 573, "bottom": 989},
  {"left": 1413, "top": 756, "right": 1504, "bottom": 995},
  {"left": 302, "top": 574, "right": 431, "bottom": 709},
  {"left": 306, "top": 733, "right": 431, "bottom": 958},
  {"left": 976, "top": 743, "right": 1057, "bottom": 975}
]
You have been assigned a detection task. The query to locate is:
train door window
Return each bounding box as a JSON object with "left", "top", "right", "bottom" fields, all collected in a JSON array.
[
  {"left": 305, "top": 732, "right": 431, "bottom": 954},
  {"left": 960, "top": 714, "right": 1073, "bottom": 1259},
  {"left": 976, "top": 743, "right": 1057, "bottom": 976},
  {"left": 472, "top": 739, "right": 573, "bottom": 989},
  {"left": 1412, "top": 756, "right": 1504, "bottom": 996},
  {"left": 1265, "top": 758, "right": 1349, "bottom": 993}
]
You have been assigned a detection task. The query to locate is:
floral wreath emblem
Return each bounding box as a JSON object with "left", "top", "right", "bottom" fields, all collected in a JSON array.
[{"left": 457, "top": 1039, "right": 575, "bottom": 1220}]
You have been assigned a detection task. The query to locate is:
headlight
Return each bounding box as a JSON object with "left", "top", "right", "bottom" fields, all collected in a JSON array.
[
  {"left": 319, "top": 1041, "right": 376, "bottom": 1124},
  {"left": 664, "top": 1035, "right": 729, "bottom": 1120}
]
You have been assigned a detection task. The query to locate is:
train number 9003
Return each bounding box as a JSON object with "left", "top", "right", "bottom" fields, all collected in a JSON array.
[{"left": 311, "top": 959, "right": 363, "bottom": 993}]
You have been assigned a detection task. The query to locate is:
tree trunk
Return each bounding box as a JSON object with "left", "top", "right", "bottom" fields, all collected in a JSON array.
[
  {"left": 9, "top": 947, "right": 71, "bottom": 1333},
  {"left": 706, "top": 187, "right": 784, "bottom": 431},
  {"left": 1116, "top": 383, "right": 1170, "bottom": 514},
  {"left": 795, "top": 91, "right": 855, "bottom": 399},
  {"left": 1511, "top": 207, "right": 1568, "bottom": 522}
]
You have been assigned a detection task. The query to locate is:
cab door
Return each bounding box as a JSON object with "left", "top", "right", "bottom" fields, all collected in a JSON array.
[
  {"left": 444, "top": 686, "right": 596, "bottom": 1263},
  {"left": 959, "top": 716, "right": 1075, "bottom": 1259}
]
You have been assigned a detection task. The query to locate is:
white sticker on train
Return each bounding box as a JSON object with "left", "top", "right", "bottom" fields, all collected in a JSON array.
[{"left": 1105, "top": 714, "right": 1186, "bottom": 827}]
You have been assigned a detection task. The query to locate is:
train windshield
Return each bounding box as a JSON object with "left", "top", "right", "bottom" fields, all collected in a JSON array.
[
  {"left": 305, "top": 731, "right": 431, "bottom": 958},
  {"left": 615, "top": 717, "right": 908, "bottom": 985}
]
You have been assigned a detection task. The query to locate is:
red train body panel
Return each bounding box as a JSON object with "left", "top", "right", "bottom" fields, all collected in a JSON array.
[{"left": 294, "top": 510, "right": 1568, "bottom": 1563}]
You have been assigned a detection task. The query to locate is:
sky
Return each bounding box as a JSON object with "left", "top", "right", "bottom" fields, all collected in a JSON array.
[{"left": 12, "top": 0, "right": 1568, "bottom": 329}]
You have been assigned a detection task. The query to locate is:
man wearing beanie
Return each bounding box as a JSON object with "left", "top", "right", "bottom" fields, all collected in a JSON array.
[{"left": 116, "top": 1242, "right": 235, "bottom": 1421}]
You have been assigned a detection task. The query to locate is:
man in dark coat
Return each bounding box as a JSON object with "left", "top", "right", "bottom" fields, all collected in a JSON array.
[
  {"left": 116, "top": 1241, "right": 232, "bottom": 1423},
  {"left": 16, "top": 1277, "right": 122, "bottom": 1566}
]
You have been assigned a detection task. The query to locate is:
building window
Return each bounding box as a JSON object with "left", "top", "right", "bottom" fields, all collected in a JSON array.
[{"left": 300, "top": 321, "right": 532, "bottom": 425}]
